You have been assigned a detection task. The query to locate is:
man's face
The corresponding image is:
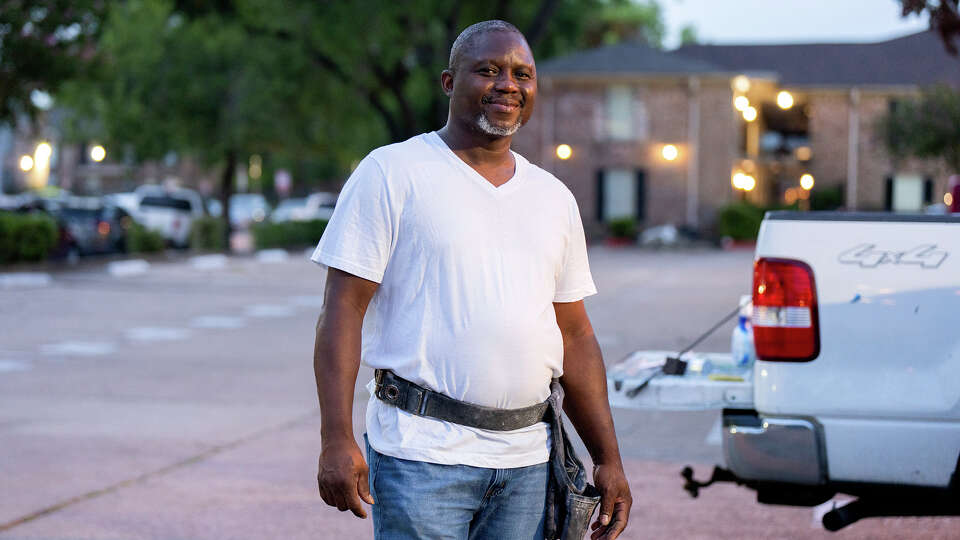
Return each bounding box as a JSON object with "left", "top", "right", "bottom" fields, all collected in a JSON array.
[{"left": 445, "top": 31, "right": 537, "bottom": 137}]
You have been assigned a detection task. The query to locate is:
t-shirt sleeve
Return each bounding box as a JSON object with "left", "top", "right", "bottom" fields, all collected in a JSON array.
[
  {"left": 553, "top": 194, "right": 597, "bottom": 303},
  {"left": 310, "top": 155, "right": 398, "bottom": 283}
]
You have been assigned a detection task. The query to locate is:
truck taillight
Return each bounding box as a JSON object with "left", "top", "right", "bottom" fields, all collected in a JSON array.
[{"left": 752, "top": 258, "right": 820, "bottom": 361}]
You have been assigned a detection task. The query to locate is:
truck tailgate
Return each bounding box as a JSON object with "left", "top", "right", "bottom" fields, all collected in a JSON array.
[{"left": 607, "top": 350, "right": 754, "bottom": 411}]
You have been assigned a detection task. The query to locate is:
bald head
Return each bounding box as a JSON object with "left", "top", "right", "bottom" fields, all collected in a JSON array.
[{"left": 448, "top": 20, "right": 526, "bottom": 73}]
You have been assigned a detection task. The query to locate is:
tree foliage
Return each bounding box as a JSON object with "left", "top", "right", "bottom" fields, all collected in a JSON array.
[
  {"left": 877, "top": 85, "right": 960, "bottom": 173},
  {"left": 0, "top": 0, "right": 106, "bottom": 126},
  {"left": 60, "top": 0, "right": 666, "bottom": 168},
  {"left": 900, "top": 0, "right": 960, "bottom": 55}
]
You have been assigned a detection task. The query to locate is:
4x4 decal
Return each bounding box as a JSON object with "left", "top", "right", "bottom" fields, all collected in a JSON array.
[{"left": 838, "top": 244, "right": 948, "bottom": 269}]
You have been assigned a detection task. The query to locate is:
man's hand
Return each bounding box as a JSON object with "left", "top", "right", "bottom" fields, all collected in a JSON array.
[
  {"left": 317, "top": 438, "right": 375, "bottom": 518},
  {"left": 590, "top": 462, "right": 632, "bottom": 540}
]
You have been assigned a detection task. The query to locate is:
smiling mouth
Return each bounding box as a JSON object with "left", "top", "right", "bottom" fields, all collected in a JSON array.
[{"left": 481, "top": 96, "right": 522, "bottom": 112}]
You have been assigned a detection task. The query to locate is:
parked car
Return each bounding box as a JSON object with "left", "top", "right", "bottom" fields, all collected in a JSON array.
[
  {"left": 271, "top": 192, "right": 337, "bottom": 223},
  {"left": 55, "top": 198, "right": 134, "bottom": 255},
  {"left": 134, "top": 185, "right": 204, "bottom": 247},
  {"left": 229, "top": 193, "right": 271, "bottom": 229},
  {"left": 303, "top": 191, "right": 337, "bottom": 221},
  {"left": 270, "top": 197, "right": 307, "bottom": 223}
]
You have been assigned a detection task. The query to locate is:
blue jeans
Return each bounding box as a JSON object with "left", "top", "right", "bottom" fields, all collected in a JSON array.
[{"left": 365, "top": 438, "right": 549, "bottom": 539}]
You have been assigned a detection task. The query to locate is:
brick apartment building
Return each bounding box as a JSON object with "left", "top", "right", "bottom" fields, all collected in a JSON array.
[{"left": 511, "top": 30, "right": 960, "bottom": 238}]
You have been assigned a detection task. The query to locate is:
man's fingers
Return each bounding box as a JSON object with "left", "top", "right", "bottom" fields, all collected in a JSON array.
[
  {"left": 598, "top": 501, "right": 630, "bottom": 540},
  {"left": 345, "top": 484, "right": 368, "bottom": 518},
  {"left": 358, "top": 466, "right": 375, "bottom": 505},
  {"left": 593, "top": 492, "right": 615, "bottom": 529}
]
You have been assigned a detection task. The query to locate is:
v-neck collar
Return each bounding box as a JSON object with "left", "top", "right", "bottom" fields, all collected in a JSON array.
[{"left": 427, "top": 131, "right": 525, "bottom": 197}]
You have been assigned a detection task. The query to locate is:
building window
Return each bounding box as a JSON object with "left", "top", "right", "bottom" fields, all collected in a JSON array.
[
  {"left": 885, "top": 174, "right": 930, "bottom": 212},
  {"left": 605, "top": 85, "right": 633, "bottom": 140},
  {"left": 596, "top": 169, "right": 645, "bottom": 222}
]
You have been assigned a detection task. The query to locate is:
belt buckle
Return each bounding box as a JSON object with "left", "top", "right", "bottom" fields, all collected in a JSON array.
[{"left": 375, "top": 369, "right": 400, "bottom": 403}]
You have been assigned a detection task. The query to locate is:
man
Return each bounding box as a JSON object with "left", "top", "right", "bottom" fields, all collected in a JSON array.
[{"left": 312, "top": 20, "right": 631, "bottom": 539}]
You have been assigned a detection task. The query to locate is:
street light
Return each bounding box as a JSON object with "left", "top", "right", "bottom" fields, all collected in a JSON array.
[
  {"left": 555, "top": 144, "right": 572, "bottom": 160},
  {"left": 742, "top": 106, "right": 758, "bottom": 122},
  {"left": 90, "top": 145, "right": 106, "bottom": 162},
  {"left": 19, "top": 155, "right": 34, "bottom": 171},
  {"left": 800, "top": 173, "right": 815, "bottom": 190},
  {"left": 661, "top": 144, "right": 678, "bottom": 161},
  {"left": 34, "top": 142, "right": 52, "bottom": 166},
  {"left": 734, "top": 96, "right": 750, "bottom": 111}
]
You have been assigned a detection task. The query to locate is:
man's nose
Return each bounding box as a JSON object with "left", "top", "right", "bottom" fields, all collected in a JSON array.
[{"left": 494, "top": 71, "right": 519, "bottom": 92}]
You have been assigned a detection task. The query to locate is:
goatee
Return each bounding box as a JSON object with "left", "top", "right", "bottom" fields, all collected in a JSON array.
[{"left": 474, "top": 112, "right": 522, "bottom": 137}]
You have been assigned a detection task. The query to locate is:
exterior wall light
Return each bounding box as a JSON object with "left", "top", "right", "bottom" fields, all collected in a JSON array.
[
  {"left": 556, "top": 144, "right": 572, "bottom": 160},
  {"left": 777, "top": 91, "right": 794, "bottom": 109},
  {"left": 661, "top": 144, "right": 679, "bottom": 161},
  {"left": 742, "top": 106, "right": 758, "bottom": 122},
  {"left": 732, "top": 172, "right": 756, "bottom": 191},
  {"left": 800, "top": 173, "right": 815, "bottom": 190},
  {"left": 90, "top": 145, "right": 106, "bottom": 162},
  {"left": 19, "top": 155, "right": 34, "bottom": 171},
  {"left": 733, "top": 75, "right": 751, "bottom": 93},
  {"left": 734, "top": 96, "right": 750, "bottom": 112},
  {"left": 945, "top": 192, "right": 954, "bottom": 206}
]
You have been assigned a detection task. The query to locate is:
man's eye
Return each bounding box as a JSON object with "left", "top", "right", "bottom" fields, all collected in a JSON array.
[
  {"left": 479, "top": 67, "right": 496, "bottom": 74},
  {"left": 515, "top": 72, "right": 531, "bottom": 79}
]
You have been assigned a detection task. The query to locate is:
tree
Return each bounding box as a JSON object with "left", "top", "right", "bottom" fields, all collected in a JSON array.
[
  {"left": 900, "top": 0, "right": 960, "bottom": 55},
  {"left": 0, "top": 1, "right": 106, "bottom": 126},
  {"left": 877, "top": 85, "right": 960, "bottom": 174},
  {"left": 60, "top": 0, "right": 325, "bottom": 249},
  {"left": 679, "top": 24, "right": 698, "bottom": 46},
  {"left": 57, "top": 0, "right": 666, "bottom": 249},
  {"left": 241, "top": 0, "right": 666, "bottom": 143}
]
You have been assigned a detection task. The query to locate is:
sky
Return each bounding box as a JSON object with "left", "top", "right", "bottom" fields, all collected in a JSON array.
[{"left": 661, "top": 0, "right": 930, "bottom": 49}]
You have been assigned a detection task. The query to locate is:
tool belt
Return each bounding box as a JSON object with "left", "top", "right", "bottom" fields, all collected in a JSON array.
[{"left": 373, "top": 369, "right": 600, "bottom": 540}]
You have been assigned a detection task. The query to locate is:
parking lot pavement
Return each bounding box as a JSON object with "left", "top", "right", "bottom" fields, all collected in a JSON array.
[{"left": 1, "top": 246, "right": 957, "bottom": 539}]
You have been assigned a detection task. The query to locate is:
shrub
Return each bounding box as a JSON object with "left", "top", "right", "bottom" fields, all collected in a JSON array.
[
  {"left": 127, "top": 223, "right": 166, "bottom": 253},
  {"left": 717, "top": 201, "right": 765, "bottom": 241},
  {"left": 607, "top": 217, "right": 637, "bottom": 239},
  {"left": 252, "top": 219, "right": 328, "bottom": 249},
  {"left": 810, "top": 185, "right": 845, "bottom": 211},
  {"left": 0, "top": 211, "right": 58, "bottom": 263},
  {"left": 190, "top": 216, "right": 226, "bottom": 252}
]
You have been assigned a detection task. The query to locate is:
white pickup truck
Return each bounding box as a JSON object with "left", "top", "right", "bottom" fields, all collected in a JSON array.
[{"left": 608, "top": 211, "right": 960, "bottom": 530}]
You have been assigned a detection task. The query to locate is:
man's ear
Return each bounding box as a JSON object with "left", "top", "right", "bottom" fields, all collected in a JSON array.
[{"left": 440, "top": 70, "right": 454, "bottom": 97}]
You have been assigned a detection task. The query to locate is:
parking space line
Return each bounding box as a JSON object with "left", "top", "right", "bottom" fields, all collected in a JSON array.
[
  {"left": 244, "top": 304, "right": 296, "bottom": 318},
  {"left": 107, "top": 260, "right": 150, "bottom": 277},
  {"left": 189, "top": 316, "right": 246, "bottom": 329},
  {"left": 125, "top": 327, "right": 192, "bottom": 341},
  {"left": 0, "top": 359, "right": 31, "bottom": 373},
  {"left": 39, "top": 341, "right": 117, "bottom": 357},
  {"left": 705, "top": 417, "right": 722, "bottom": 446},
  {"left": 0, "top": 272, "right": 52, "bottom": 289}
]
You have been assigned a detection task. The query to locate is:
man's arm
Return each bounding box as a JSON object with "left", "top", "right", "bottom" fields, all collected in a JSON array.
[
  {"left": 315, "top": 267, "right": 379, "bottom": 518},
  {"left": 554, "top": 300, "right": 632, "bottom": 540}
]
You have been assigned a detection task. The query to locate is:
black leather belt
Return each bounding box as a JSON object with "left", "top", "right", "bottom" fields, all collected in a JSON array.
[{"left": 373, "top": 369, "right": 551, "bottom": 431}]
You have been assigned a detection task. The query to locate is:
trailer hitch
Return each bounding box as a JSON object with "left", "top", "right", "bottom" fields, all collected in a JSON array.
[{"left": 680, "top": 466, "right": 741, "bottom": 498}]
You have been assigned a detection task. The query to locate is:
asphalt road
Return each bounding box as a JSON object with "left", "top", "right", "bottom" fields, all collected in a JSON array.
[{"left": 0, "top": 247, "right": 956, "bottom": 539}]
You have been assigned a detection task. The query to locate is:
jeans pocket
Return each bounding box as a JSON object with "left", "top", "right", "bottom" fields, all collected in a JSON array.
[
  {"left": 560, "top": 491, "right": 601, "bottom": 540},
  {"left": 364, "top": 434, "right": 381, "bottom": 502}
]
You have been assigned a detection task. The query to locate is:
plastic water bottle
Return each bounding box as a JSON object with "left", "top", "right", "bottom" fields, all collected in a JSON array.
[{"left": 731, "top": 296, "right": 756, "bottom": 368}]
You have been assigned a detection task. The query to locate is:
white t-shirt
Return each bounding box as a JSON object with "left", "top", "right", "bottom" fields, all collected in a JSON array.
[{"left": 311, "top": 131, "right": 596, "bottom": 468}]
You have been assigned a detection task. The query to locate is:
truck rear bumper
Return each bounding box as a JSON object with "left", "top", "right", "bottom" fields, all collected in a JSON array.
[{"left": 723, "top": 409, "right": 827, "bottom": 485}]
